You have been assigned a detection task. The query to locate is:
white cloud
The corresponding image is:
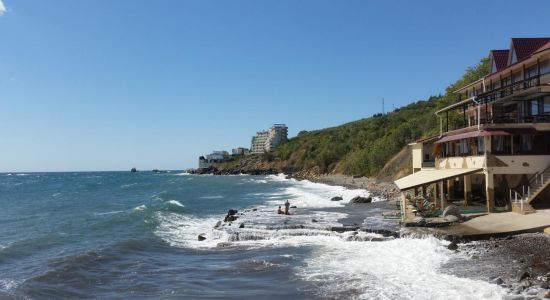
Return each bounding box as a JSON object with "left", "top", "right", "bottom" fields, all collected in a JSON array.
[{"left": 0, "top": 0, "right": 6, "bottom": 15}]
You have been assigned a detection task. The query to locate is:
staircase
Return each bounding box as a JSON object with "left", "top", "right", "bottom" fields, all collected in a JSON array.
[
  {"left": 511, "top": 165, "right": 550, "bottom": 214},
  {"left": 526, "top": 166, "right": 550, "bottom": 204},
  {"left": 511, "top": 201, "right": 537, "bottom": 214}
]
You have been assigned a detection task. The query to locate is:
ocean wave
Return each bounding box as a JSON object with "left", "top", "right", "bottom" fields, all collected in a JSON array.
[
  {"left": 167, "top": 200, "right": 185, "bottom": 208},
  {"left": 0, "top": 279, "right": 19, "bottom": 292},
  {"left": 265, "top": 174, "right": 384, "bottom": 208},
  {"left": 174, "top": 172, "right": 191, "bottom": 176},
  {"left": 133, "top": 204, "right": 147, "bottom": 212},
  {"left": 94, "top": 210, "right": 125, "bottom": 216},
  {"left": 199, "top": 195, "right": 224, "bottom": 199},
  {"left": 121, "top": 183, "right": 137, "bottom": 188},
  {"left": 297, "top": 236, "right": 506, "bottom": 299}
]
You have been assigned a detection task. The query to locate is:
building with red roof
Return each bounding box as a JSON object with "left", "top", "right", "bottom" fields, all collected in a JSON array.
[{"left": 395, "top": 37, "right": 550, "bottom": 222}]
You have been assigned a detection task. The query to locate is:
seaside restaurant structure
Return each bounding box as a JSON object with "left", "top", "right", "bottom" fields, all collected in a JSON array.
[{"left": 395, "top": 38, "right": 550, "bottom": 222}]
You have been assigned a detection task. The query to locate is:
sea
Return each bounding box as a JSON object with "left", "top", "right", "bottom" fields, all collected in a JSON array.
[{"left": 0, "top": 172, "right": 507, "bottom": 299}]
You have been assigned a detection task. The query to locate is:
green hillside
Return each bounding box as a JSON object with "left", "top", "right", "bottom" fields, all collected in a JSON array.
[{"left": 221, "top": 57, "right": 489, "bottom": 179}]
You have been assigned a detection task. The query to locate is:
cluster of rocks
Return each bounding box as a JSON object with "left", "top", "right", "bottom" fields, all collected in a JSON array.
[
  {"left": 442, "top": 233, "right": 550, "bottom": 299},
  {"left": 406, "top": 205, "right": 464, "bottom": 228},
  {"left": 188, "top": 167, "right": 279, "bottom": 176},
  {"left": 330, "top": 195, "right": 373, "bottom": 203}
]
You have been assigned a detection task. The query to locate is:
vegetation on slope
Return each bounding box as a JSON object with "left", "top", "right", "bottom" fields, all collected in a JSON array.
[{"left": 220, "top": 57, "right": 489, "bottom": 179}]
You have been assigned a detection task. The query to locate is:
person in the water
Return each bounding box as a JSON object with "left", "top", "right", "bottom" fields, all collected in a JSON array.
[
  {"left": 277, "top": 206, "right": 284, "bottom": 214},
  {"left": 284, "top": 200, "right": 290, "bottom": 215}
]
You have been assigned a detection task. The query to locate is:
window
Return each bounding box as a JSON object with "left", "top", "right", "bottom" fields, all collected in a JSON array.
[
  {"left": 541, "top": 60, "right": 550, "bottom": 75},
  {"left": 544, "top": 97, "right": 550, "bottom": 113},
  {"left": 531, "top": 99, "right": 540, "bottom": 116},
  {"left": 477, "top": 137, "right": 485, "bottom": 154},
  {"left": 526, "top": 65, "right": 538, "bottom": 78},
  {"left": 493, "top": 135, "right": 511, "bottom": 154},
  {"left": 459, "top": 139, "right": 470, "bottom": 155},
  {"left": 521, "top": 135, "right": 534, "bottom": 152},
  {"left": 491, "top": 59, "right": 498, "bottom": 73}
]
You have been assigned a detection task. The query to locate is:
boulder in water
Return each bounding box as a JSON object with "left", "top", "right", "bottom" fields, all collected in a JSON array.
[
  {"left": 239, "top": 223, "right": 245, "bottom": 228},
  {"left": 224, "top": 209, "right": 239, "bottom": 222},
  {"left": 198, "top": 234, "right": 206, "bottom": 241},
  {"left": 331, "top": 196, "right": 343, "bottom": 201},
  {"left": 350, "top": 196, "right": 372, "bottom": 204},
  {"left": 214, "top": 221, "right": 222, "bottom": 229},
  {"left": 130, "top": 168, "right": 137, "bottom": 172},
  {"left": 447, "top": 241, "right": 458, "bottom": 251},
  {"left": 290, "top": 205, "right": 297, "bottom": 209}
]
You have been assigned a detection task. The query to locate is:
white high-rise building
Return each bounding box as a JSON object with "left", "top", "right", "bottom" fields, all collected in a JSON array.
[{"left": 250, "top": 124, "right": 288, "bottom": 154}]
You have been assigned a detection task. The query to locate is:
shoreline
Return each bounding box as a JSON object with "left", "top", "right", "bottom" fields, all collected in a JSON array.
[
  {"left": 189, "top": 170, "right": 550, "bottom": 298},
  {"left": 190, "top": 167, "right": 401, "bottom": 202}
]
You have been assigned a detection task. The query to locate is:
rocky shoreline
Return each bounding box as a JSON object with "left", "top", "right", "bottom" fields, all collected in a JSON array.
[{"left": 188, "top": 167, "right": 401, "bottom": 202}]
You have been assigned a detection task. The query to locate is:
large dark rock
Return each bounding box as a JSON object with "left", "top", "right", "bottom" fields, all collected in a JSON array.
[
  {"left": 447, "top": 241, "right": 458, "bottom": 251},
  {"left": 223, "top": 209, "right": 239, "bottom": 222},
  {"left": 349, "top": 196, "right": 372, "bottom": 204},
  {"left": 224, "top": 215, "right": 238, "bottom": 222},
  {"left": 331, "top": 196, "right": 343, "bottom": 201},
  {"left": 198, "top": 234, "right": 206, "bottom": 241}
]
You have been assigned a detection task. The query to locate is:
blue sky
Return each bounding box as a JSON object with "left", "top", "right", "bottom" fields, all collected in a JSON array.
[{"left": 1, "top": 0, "right": 550, "bottom": 172}]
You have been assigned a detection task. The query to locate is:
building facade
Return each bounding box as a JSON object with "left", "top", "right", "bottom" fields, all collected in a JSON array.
[
  {"left": 198, "top": 151, "right": 229, "bottom": 169},
  {"left": 395, "top": 38, "right": 550, "bottom": 221},
  {"left": 250, "top": 124, "right": 288, "bottom": 154},
  {"left": 232, "top": 147, "right": 250, "bottom": 156}
]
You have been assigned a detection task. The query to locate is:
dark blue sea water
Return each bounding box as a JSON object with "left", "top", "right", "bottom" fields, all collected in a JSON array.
[{"left": 0, "top": 172, "right": 505, "bottom": 299}]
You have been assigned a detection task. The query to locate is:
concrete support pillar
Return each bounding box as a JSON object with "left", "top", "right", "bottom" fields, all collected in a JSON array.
[
  {"left": 400, "top": 192, "right": 408, "bottom": 222},
  {"left": 434, "top": 182, "right": 441, "bottom": 207},
  {"left": 464, "top": 174, "right": 472, "bottom": 205},
  {"left": 440, "top": 181, "right": 447, "bottom": 209},
  {"left": 421, "top": 185, "right": 427, "bottom": 198},
  {"left": 485, "top": 171, "right": 495, "bottom": 213}
]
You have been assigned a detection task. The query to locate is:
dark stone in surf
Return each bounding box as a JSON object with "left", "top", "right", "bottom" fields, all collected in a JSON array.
[
  {"left": 239, "top": 223, "right": 245, "bottom": 228},
  {"left": 447, "top": 241, "right": 458, "bottom": 251},
  {"left": 349, "top": 196, "right": 372, "bottom": 204},
  {"left": 198, "top": 234, "right": 206, "bottom": 241},
  {"left": 331, "top": 196, "right": 343, "bottom": 201}
]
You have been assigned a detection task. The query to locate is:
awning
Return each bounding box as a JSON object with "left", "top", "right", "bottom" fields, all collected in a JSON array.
[
  {"left": 435, "top": 130, "right": 510, "bottom": 144},
  {"left": 394, "top": 168, "right": 482, "bottom": 191}
]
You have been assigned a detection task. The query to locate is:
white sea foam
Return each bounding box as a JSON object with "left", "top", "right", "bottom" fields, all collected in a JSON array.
[
  {"left": 174, "top": 172, "right": 191, "bottom": 176},
  {"left": 263, "top": 174, "right": 379, "bottom": 208},
  {"left": 94, "top": 210, "right": 125, "bottom": 216},
  {"left": 167, "top": 200, "right": 185, "bottom": 207},
  {"left": 297, "top": 236, "right": 506, "bottom": 300},
  {"left": 121, "top": 183, "right": 137, "bottom": 188},
  {"left": 200, "top": 195, "right": 224, "bottom": 199},
  {"left": 154, "top": 212, "right": 228, "bottom": 248},
  {"left": 133, "top": 204, "right": 147, "bottom": 212},
  {"left": 0, "top": 279, "right": 19, "bottom": 292}
]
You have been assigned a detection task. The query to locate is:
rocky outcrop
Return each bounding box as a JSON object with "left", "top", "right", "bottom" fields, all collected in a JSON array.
[
  {"left": 224, "top": 209, "right": 239, "bottom": 222},
  {"left": 349, "top": 196, "right": 373, "bottom": 204}
]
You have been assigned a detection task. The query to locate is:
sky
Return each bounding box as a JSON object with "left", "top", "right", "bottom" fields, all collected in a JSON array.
[{"left": 1, "top": 0, "right": 550, "bottom": 172}]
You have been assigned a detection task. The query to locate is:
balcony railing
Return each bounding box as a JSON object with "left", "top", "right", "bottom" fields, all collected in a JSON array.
[{"left": 476, "top": 74, "right": 542, "bottom": 104}]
